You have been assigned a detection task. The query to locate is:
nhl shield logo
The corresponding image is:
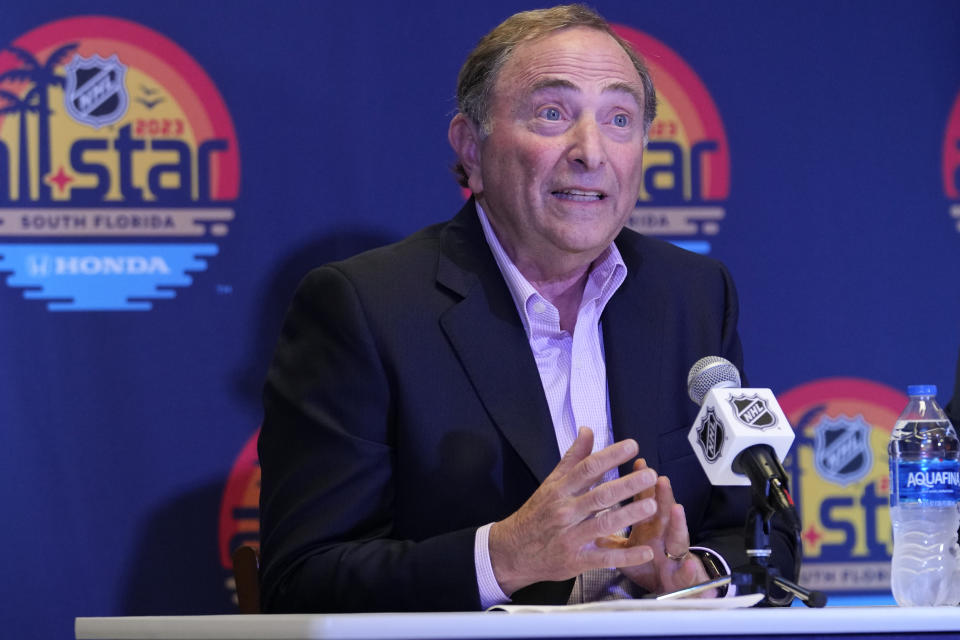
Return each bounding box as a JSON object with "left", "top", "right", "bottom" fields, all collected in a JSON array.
[
  {"left": 813, "top": 414, "right": 873, "bottom": 487},
  {"left": 729, "top": 394, "right": 777, "bottom": 429},
  {"left": 695, "top": 408, "right": 725, "bottom": 463},
  {"left": 64, "top": 54, "right": 129, "bottom": 128}
]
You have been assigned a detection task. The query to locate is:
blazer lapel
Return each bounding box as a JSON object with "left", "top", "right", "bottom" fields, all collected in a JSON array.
[
  {"left": 437, "top": 202, "right": 560, "bottom": 484},
  {"left": 603, "top": 234, "right": 665, "bottom": 476}
]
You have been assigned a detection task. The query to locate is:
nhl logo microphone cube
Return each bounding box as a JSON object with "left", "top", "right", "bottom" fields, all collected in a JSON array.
[{"left": 688, "top": 388, "right": 795, "bottom": 486}]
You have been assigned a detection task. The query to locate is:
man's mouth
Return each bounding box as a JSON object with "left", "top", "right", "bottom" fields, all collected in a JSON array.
[{"left": 552, "top": 189, "right": 606, "bottom": 202}]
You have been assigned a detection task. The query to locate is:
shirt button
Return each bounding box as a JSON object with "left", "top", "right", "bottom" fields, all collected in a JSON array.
[{"left": 532, "top": 301, "right": 546, "bottom": 314}]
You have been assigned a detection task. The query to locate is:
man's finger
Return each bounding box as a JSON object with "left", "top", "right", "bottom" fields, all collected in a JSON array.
[
  {"left": 550, "top": 426, "right": 595, "bottom": 478},
  {"left": 633, "top": 459, "right": 656, "bottom": 502},
  {"left": 594, "top": 534, "right": 629, "bottom": 549},
  {"left": 629, "top": 472, "right": 669, "bottom": 545},
  {"left": 655, "top": 475, "right": 678, "bottom": 510},
  {"left": 573, "top": 466, "right": 657, "bottom": 513},
  {"left": 663, "top": 503, "right": 692, "bottom": 556},
  {"left": 572, "top": 496, "right": 657, "bottom": 540},
  {"left": 564, "top": 438, "right": 638, "bottom": 494},
  {"left": 582, "top": 543, "right": 655, "bottom": 570},
  {"left": 652, "top": 476, "right": 678, "bottom": 533}
]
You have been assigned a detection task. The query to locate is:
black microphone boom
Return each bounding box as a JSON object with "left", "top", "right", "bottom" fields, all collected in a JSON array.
[{"left": 733, "top": 444, "right": 801, "bottom": 532}]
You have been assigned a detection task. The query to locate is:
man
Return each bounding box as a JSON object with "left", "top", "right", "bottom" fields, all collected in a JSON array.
[
  {"left": 258, "top": 4, "right": 797, "bottom": 613},
  {"left": 947, "top": 347, "right": 959, "bottom": 428}
]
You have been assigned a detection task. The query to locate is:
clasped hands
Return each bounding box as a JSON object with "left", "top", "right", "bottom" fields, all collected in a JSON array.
[{"left": 488, "top": 427, "right": 713, "bottom": 598}]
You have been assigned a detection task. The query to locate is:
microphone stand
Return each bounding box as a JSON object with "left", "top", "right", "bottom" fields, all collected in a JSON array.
[
  {"left": 731, "top": 496, "right": 826, "bottom": 607},
  {"left": 651, "top": 476, "right": 827, "bottom": 608}
]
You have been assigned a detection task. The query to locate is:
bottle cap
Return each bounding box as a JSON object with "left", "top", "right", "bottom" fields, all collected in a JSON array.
[{"left": 906, "top": 384, "right": 937, "bottom": 397}]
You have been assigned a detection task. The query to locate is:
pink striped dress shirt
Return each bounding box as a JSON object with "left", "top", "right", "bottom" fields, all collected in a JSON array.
[{"left": 472, "top": 204, "right": 635, "bottom": 607}]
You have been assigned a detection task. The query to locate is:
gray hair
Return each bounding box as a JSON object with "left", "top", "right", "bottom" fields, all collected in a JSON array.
[{"left": 453, "top": 4, "right": 658, "bottom": 187}]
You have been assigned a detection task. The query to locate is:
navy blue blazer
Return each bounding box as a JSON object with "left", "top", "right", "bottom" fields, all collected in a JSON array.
[
  {"left": 947, "top": 348, "right": 959, "bottom": 428},
  {"left": 258, "top": 200, "right": 797, "bottom": 612}
]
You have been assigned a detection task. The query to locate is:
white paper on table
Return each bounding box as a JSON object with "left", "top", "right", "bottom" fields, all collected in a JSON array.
[{"left": 487, "top": 593, "right": 764, "bottom": 613}]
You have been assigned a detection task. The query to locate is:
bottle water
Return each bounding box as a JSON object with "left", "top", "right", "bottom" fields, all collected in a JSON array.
[{"left": 888, "top": 384, "right": 960, "bottom": 606}]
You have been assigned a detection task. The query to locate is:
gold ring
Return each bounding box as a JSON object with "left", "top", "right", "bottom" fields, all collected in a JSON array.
[{"left": 665, "top": 549, "right": 690, "bottom": 562}]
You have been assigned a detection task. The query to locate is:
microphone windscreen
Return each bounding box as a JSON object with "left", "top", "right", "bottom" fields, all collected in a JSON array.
[{"left": 687, "top": 356, "right": 741, "bottom": 406}]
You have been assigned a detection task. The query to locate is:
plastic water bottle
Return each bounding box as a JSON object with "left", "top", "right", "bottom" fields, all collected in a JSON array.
[{"left": 888, "top": 384, "right": 960, "bottom": 606}]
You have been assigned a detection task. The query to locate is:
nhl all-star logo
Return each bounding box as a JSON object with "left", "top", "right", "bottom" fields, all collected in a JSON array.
[
  {"left": 728, "top": 394, "right": 777, "bottom": 429},
  {"left": 64, "top": 53, "right": 128, "bottom": 128},
  {"left": 813, "top": 414, "right": 873, "bottom": 487},
  {"left": 695, "top": 407, "right": 725, "bottom": 463}
]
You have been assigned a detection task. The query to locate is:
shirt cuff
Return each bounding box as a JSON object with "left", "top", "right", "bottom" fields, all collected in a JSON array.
[
  {"left": 475, "top": 523, "right": 511, "bottom": 609},
  {"left": 690, "top": 546, "right": 735, "bottom": 597}
]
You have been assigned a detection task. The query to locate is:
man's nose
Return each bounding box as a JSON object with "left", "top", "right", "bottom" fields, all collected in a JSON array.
[{"left": 567, "top": 117, "right": 606, "bottom": 170}]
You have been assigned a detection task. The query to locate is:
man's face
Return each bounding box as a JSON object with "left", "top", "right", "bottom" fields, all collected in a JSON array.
[{"left": 471, "top": 26, "right": 647, "bottom": 274}]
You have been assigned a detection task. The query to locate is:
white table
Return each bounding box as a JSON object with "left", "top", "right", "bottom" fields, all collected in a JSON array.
[{"left": 76, "top": 606, "right": 960, "bottom": 639}]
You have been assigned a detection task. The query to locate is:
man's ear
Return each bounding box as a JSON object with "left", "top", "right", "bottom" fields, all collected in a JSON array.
[{"left": 448, "top": 114, "right": 484, "bottom": 194}]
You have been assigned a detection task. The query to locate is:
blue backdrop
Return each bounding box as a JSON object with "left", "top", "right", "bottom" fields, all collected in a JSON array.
[{"left": 1, "top": 2, "right": 959, "bottom": 638}]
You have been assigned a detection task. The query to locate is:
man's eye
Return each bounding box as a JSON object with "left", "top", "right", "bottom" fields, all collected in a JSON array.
[
  {"left": 539, "top": 107, "right": 562, "bottom": 121},
  {"left": 612, "top": 114, "right": 629, "bottom": 127}
]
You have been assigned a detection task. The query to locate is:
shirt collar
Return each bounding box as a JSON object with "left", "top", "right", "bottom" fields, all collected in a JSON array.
[{"left": 475, "top": 202, "right": 627, "bottom": 335}]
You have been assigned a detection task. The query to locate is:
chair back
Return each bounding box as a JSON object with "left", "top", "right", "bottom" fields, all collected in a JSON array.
[{"left": 231, "top": 545, "right": 261, "bottom": 614}]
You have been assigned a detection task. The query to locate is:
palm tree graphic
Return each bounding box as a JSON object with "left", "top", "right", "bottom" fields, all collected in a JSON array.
[
  {"left": 0, "top": 42, "right": 78, "bottom": 202},
  {"left": 0, "top": 87, "right": 39, "bottom": 200}
]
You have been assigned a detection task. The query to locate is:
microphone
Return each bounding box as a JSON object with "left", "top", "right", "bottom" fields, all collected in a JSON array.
[{"left": 685, "top": 356, "right": 800, "bottom": 531}]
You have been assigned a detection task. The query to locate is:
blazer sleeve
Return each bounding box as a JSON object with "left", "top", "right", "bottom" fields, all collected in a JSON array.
[
  {"left": 946, "top": 346, "right": 960, "bottom": 429},
  {"left": 258, "top": 265, "right": 481, "bottom": 612}
]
